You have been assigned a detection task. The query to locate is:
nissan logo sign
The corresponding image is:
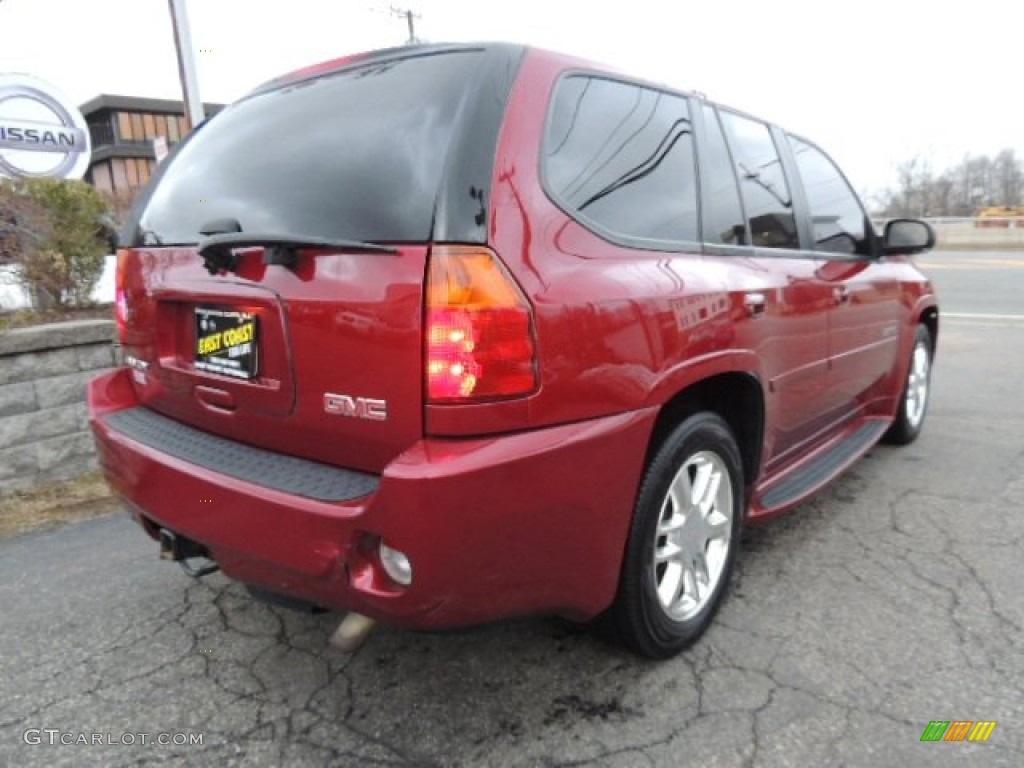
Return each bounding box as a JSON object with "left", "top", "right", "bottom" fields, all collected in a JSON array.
[{"left": 0, "top": 74, "right": 90, "bottom": 180}]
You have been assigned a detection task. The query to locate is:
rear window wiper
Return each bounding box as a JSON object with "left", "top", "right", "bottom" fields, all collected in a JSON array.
[{"left": 197, "top": 232, "right": 398, "bottom": 275}]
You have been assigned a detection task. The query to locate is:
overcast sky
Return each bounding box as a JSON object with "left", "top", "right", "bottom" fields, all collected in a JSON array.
[{"left": 2, "top": 0, "right": 1021, "bottom": 198}]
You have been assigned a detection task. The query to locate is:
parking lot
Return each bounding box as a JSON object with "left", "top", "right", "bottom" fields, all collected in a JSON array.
[{"left": 1, "top": 250, "right": 1022, "bottom": 767}]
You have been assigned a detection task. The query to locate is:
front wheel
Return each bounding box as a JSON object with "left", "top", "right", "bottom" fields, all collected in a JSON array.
[
  {"left": 883, "top": 324, "right": 933, "bottom": 445},
  {"left": 613, "top": 413, "right": 744, "bottom": 658}
]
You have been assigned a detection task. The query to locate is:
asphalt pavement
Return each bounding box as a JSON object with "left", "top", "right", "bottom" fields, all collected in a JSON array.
[{"left": 1, "top": 250, "right": 1022, "bottom": 767}]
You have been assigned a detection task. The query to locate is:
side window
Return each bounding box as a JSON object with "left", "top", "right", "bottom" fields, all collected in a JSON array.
[
  {"left": 789, "top": 136, "right": 871, "bottom": 256},
  {"left": 719, "top": 111, "right": 799, "bottom": 249},
  {"left": 544, "top": 76, "right": 698, "bottom": 245},
  {"left": 699, "top": 105, "right": 746, "bottom": 245}
]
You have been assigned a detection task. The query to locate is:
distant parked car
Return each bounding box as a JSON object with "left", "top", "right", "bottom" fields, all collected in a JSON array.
[{"left": 88, "top": 43, "right": 938, "bottom": 657}]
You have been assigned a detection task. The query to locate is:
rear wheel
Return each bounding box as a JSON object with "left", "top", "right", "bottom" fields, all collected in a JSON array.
[
  {"left": 613, "top": 413, "right": 744, "bottom": 658},
  {"left": 883, "top": 324, "right": 932, "bottom": 445}
]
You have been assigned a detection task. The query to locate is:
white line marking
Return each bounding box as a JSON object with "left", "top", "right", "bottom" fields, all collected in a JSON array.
[{"left": 944, "top": 312, "right": 1024, "bottom": 321}]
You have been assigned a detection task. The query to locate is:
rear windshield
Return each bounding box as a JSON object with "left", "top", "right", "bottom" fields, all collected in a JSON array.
[{"left": 135, "top": 51, "right": 483, "bottom": 246}]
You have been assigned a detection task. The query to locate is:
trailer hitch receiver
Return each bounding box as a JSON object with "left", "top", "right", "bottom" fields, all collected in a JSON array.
[{"left": 158, "top": 528, "right": 220, "bottom": 578}]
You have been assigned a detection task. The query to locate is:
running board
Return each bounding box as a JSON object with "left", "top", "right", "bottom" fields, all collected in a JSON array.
[{"left": 758, "top": 421, "right": 888, "bottom": 512}]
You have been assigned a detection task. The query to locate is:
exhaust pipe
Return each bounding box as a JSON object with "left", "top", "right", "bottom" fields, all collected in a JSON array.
[{"left": 330, "top": 612, "right": 377, "bottom": 652}]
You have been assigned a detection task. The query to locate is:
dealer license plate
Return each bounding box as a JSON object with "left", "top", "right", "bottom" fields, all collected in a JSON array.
[{"left": 194, "top": 307, "right": 258, "bottom": 380}]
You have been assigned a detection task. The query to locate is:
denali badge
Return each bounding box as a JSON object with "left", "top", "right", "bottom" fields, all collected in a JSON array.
[{"left": 323, "top": 393, "right": 388, "bottom": 421}]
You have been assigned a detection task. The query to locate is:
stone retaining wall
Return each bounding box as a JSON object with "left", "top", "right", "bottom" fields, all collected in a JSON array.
[{"left": 0, "top": 319, "right": 116, "bottom": 494}]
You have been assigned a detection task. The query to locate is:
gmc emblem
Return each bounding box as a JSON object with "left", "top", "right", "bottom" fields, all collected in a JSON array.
[{"left": 323, "top": 393, "right": 388, "bottom": 422}]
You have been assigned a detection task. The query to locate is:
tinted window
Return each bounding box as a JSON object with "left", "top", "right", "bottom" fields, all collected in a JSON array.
[
  {"left": 719, "top": 112, "right": 798, "bottom": 249},
  {"left": 700, "top": 105, "right": 746, "bottom": 245},
  {"left": 544, "top": 77, "right": 698, "bottom": 244},
  {"left": 789, "top": 136, "right": 871, "bottom": 255},
  {"left": 136, "top": 52, "right": 482, "bottom": 245}
]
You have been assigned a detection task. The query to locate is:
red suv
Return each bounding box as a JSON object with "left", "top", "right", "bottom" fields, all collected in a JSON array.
[{"left": 88, "top": 44, "right": 938, "bottom": 657}]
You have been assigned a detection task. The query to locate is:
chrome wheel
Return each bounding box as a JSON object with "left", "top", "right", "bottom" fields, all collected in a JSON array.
[
  {"left": 883, "top": 324, "right": 933, "bottom": 446},
  {"left": 652, "top": 451, "right": 733, "bottom": 621},
  {"left": 615, "top": 413, "right": 743, "bottom": 657},
  {"left": 904, "top": 339, "right": 930, "bottom": 429}
]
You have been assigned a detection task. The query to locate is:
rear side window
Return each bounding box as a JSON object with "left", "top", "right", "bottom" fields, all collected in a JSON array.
[
  {"left": 543, "top": 76, "right": 699, "bottom": 246},
  {"left": 719, "top": 111, "right": 798, "bottom": 249},
  {"left": 135, "top": 51, "right": 483, "bottom": 245},
  {"left": 788, "top": 135, "right": 872, "bottom": 256},
  {"left": 699, "top": 105, "right": 747, "bottom": 246}
]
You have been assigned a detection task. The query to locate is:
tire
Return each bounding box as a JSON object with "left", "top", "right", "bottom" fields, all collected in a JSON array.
[
  {"left": 613, "top": 412, "right": 744, "bottom": 658},
  {"left": 883, "top": 324, "right": 933, "bottom": 445}
]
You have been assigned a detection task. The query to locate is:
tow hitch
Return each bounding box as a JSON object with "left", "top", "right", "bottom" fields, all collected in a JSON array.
[{"left": 159, "top": 529, "right": 220, "bottom": 578}]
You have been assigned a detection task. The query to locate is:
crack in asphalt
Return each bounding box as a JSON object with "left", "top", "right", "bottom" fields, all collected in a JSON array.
[{"left": 4, "top": 492, "right": 1020, "bottom": 768}]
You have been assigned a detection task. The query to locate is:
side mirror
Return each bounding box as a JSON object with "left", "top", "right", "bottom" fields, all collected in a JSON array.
[{"left": 882, "top": 219, "right": 935, "bottom": 256}]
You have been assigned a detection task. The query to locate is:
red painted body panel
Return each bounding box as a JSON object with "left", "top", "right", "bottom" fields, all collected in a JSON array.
[
  {"left": 119, "top": 245, "right": 428, "bottom": 473},
  {"left": 89, "top": 368, "right": 654, "bottom": 626}
]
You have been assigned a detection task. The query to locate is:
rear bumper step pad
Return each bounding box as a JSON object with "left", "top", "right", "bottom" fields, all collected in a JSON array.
[{"left": 102, "top": 406, "right": 379, "bottom": 502}]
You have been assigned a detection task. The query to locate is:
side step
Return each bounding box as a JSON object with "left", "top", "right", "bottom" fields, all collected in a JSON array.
[{"left": 758, "top": 421, "right": 888, "bottom": 512}]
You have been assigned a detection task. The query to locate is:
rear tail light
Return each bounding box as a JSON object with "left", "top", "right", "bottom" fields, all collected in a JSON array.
[
  {"left": 425, "top": 245, "right": 537, "bottom": 402},
  {"left": 114, "top": 248, "right": 129, "bottom": 344}
]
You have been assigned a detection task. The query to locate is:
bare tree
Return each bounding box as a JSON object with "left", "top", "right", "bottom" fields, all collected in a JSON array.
[
  {"left": 964, "top": 155, "right": 994, "bottom": 208},
  {"left": 877, "top": 149, "right": 1023, "bottom": 217},
  {"left": 891, "top": 156, "right": 933, "bottom": 217},
  {"left": 993, "top": 149, "right": 1024, "bottom": 206},
  {"left": 930, "top": 174, "right": 955, "bottom": 217}
]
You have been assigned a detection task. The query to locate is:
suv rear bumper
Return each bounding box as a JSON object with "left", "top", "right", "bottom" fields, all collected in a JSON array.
[{"left": 88, "top": 369, "right": 655, "bottom": 629}]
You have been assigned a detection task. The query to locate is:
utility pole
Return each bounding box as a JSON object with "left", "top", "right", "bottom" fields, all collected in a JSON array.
[
  {"left": 167, "top": 0, "right": 205, "bottom": 131},
  {"left": 390, "top": 5, "right": 420, "bottom": 45}
]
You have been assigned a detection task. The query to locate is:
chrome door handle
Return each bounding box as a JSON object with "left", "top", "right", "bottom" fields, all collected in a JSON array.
[{"left": 743, "top": 292, "right": 766, "bottom": 318}]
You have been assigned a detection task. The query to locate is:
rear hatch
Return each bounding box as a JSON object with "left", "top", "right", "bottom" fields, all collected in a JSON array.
[{"left": 118, "top": 46, "right": 519, "bottom": 473}]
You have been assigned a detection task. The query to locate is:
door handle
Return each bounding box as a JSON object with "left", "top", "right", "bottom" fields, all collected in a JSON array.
[
  {"left": 194, "top": 385, "right": 237, "bottom": 413},
  {"left": 743, "top": 292, "right": 766, "bottom": 318},
  {"left": 834, "top": 285, "right": 850, "bottom": 305}
]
